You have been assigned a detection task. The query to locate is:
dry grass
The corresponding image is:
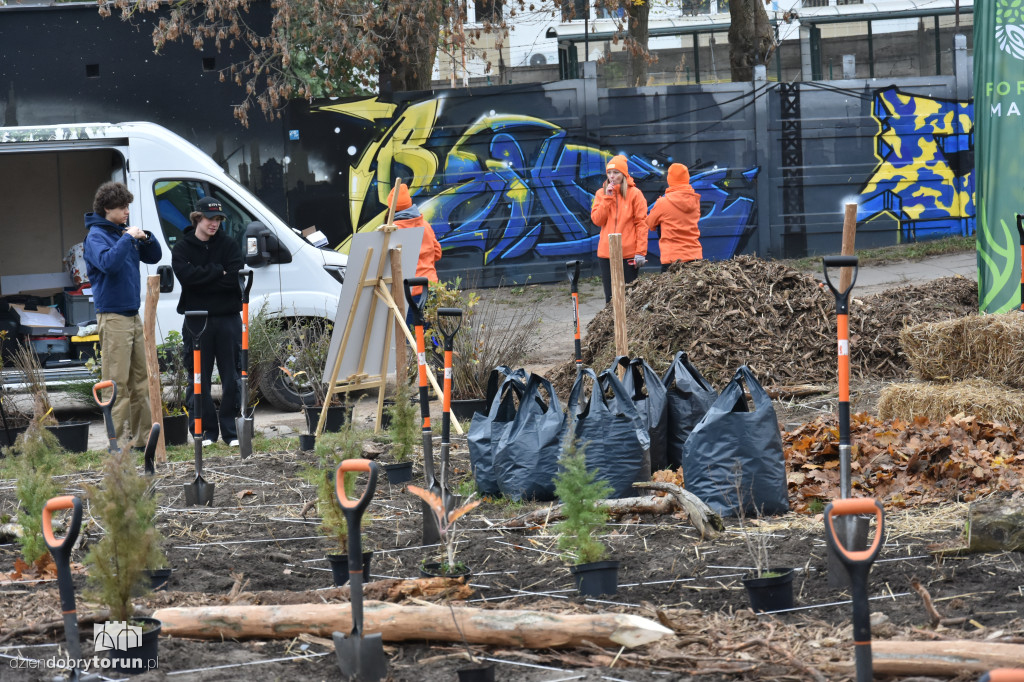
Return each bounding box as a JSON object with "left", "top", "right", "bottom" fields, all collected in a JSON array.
[
  {"left": 876, "top": 377, "right": 1024, "bottom": 424},
  {"left": 900, "top": 312, "right": 1024, "bottom": 388}
]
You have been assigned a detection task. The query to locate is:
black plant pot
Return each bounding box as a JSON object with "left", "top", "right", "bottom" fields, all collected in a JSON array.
[
  {"left": 0, "top": 424, "right": 28, "bottom": 448},
  {"left": 326, "top": 551, "right": 374, "bottom": 587},
  {"left": 382, "top": 461, "right": 413, "bottom": 484},
  {"left": 147, "top": 567, "right": 172, "bottom": 591},
  {"left": 45, "top": 420, "right": 90, "bottom": 453},
  {"left": 742, "top": 568, "right": 795, "bottom": 613},
  {"left": 570, "top": 559, "right": 619, "bottom": 596},
  {"left": 450, "top": 398, "right": 489, "bottom": 422},
  {"left": 162, "top": 413, "right": 189, "bottom": 446},
  {"left": 105, "top": 616, "right": 161, "bottom": 674},
  {"left": 299, "top": 433, "right": 316, "bottom": 452},
  {"left": 457, "top": 664, "right": 496, "bottom": 682},
  {"left": 304, "top": 405, "right": 351, "bottom": 433},
  {"left": 420, "top": 561, "right": 471, "bottom": 580}
]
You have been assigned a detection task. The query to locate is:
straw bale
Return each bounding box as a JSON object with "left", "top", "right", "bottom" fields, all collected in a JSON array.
[
  {"left": 900, "top": 313, "right": 1024, "bottom": 388},
  {"left": 877, "top": 378, "right": 1024, "bottom": 424}
]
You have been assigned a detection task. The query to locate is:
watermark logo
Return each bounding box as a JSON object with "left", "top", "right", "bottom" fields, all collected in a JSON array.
[
  {"left": 996, "top": 0, "right": 1024, "bottom": 61},
  {"left": 94, "top": 621, "right": 142, "bottom": 652}
]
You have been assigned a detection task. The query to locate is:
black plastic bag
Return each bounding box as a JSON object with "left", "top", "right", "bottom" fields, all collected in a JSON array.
[
  {"left": 569, "top": 367, "right": 651, "bottom": 498},
  {"left": 681, "top": 366, "right": 788, "bottom": 517},
  {"left": 493, "top": 373, "right": 566, "bottom": 501},
  {"left": 468, "top": 366, "right": 528, "bottom": 497},
  {"left": 662, "top": 351, "right": 717, "bottom": 470},
  {"left": 608, "top": 356, "right": 668, "bottom": 475}
]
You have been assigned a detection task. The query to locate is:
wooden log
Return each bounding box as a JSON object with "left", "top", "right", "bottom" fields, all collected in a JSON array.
[
  {"left": 142, "top": 275, "right": 166, "bottom": 464},
  {"left": 968, "top": 496, "right": 1024, "bottom": 552},
  {"left": 633, "top": 480, "right": 724, "bottom": 538},
  {"left": 872, "top": 640, "right": 1024, "bottom": 675},
  {"left": 152, "top": 602, "right": 673, "bottom": 648},
  {"left": 505, "top": 494, "right": 676, "bottom": 528}
]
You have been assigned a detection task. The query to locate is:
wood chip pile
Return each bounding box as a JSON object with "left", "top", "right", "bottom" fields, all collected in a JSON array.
[{"left": 552, "top": 256, "right": 978, "bottom": 394}]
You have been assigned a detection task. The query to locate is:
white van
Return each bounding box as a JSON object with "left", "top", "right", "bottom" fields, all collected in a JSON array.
[{"left": 0, "top": 122, "right": 346, "bottom": 410}]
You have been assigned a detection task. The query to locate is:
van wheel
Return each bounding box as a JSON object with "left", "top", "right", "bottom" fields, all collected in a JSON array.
[{"left": 258, "top": 363, "right": 317, "bottom": 411}]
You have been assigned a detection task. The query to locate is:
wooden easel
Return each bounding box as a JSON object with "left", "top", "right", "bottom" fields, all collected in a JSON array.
[{"left": 317, "top": 180, "right": 462, "bottom": 437}]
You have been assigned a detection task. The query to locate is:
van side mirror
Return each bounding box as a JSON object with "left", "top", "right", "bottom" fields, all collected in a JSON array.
[
  {"left": 244, "top": 221, "right": 292, "bottom": 267},
  {"left": 157, "top": 265, "right": 175, "bottom": 293}
]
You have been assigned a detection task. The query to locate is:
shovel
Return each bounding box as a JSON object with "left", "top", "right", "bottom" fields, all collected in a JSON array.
[
  {"left": 436, "top": 308, "right": 463, "bottom": 514},
  {"left": 332, "top": 458, "right": 386, "bottom": 681},
  {"left": 143, "top": 422, "right": 160, "bottom": 476},
  {"left": 824, "top": 497, "right": 884, "bottom": 682},
  {"left": 822, "top": 255, "right": 868, "bottom": 587},
  {"left": 404, "top": 276, "right": 441, "bottom": 545},
  {"left": 235, "top": 269, "right": 255, "bottom": 459},
  {"left": 42, "top": 495, "right": 97, "bottom": 682},
  {"left": 183, "top": 311, "right": 214, "bottom": 507},
  {"left": 566, "top": 260, "right": 583, "bottom": 372},
  {"left": 92, "top": 379, "right": 119, "bottom": 454}
]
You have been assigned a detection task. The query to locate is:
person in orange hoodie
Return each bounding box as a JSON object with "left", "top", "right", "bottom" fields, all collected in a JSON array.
[
  {"left": 591, "top": 154, "right": 649, "bottom": 303},
  {"left": 386, "top": 183, "right": 442, "bottom": 323},
  {"left": 646, "top": 163, "right": 702, "bottom": 272}
]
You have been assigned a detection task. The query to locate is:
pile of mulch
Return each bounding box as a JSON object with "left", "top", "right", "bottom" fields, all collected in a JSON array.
[
  {"left": 785, "top": 412, "right": 1024, "bottom": 513},
  {"left": 551, "top": 256, "right": 978, "bottom": 395}
]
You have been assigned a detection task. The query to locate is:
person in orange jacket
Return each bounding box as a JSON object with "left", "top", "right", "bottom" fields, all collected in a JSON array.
[
  {"left": 646, "top": 163, "right": 702, "bottom": 272},
  {"left": 591, "top": 154, "right": 649, "bottom": 303},
  {"left": 386, "top": 183, "right": 442, "bottom": 322}
]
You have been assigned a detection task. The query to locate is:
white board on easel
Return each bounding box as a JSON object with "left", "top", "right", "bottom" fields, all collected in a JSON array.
[{"left": 321, "top": 227, "right": 423, "bottom": 387}]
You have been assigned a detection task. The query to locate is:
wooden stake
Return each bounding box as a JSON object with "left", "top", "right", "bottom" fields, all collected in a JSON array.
[
  {"left": 839, "top": 203, "right": 858, "bottom": 293},
  {"left": 142, "top": 276, "right": 166, "bottom": 464},
  {"left": 608, "top": 233, "right": 628, "bottom": 365},
  {"left": 390, "top": 247, "right": 407, "bottom": 381},
  {"left": 151, "top": 602, "right": 673, "bottom": 649}
]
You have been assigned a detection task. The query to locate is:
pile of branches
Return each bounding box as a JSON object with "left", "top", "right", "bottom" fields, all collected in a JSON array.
[
  {"left": 785, "top": 412, "right": 1024, "bottom": 512},
  {"left": 551, "top": 256, "right": 978, "bottom": 394}
]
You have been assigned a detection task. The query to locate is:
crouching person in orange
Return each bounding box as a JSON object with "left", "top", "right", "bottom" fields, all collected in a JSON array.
[
  {"left": 387, "top": 183, "right": 443, "bottom": 322},
  {"left": 591, "top": 155, "right": 649, "bottom": 304},
  {"left": 646, "top": 163, "right": 702, "bottom": 272}
]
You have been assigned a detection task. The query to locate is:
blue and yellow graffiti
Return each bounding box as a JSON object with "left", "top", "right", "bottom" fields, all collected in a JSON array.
[
  {"left": 859, "top": 87, "right": 975, "bottom": 241},
  {"left": 320, "top": 97, "right": 759, "bottom": 262}
]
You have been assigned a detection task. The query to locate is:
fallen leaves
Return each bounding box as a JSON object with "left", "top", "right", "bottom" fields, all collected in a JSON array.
[{"left": 786, "top": 412, "right": 1024, "bottom": 512}]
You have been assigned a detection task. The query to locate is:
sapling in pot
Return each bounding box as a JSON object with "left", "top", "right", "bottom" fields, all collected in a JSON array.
[
  {"left": 302, "top": 425, "right": 372, "bottom": 585},
  {"left": 7, "top": 420, "right": 60, "bottom": 567},
  {"left": 386, "top": 378, "right": 417, "bottom": 464},
  {"left": 84, "top": 443, "right": 166, "bottom": 670},
  {"left": 733, "top": 464, "right": 795, "bottom": 611},
  {"left": 552, "top": 437, "right": 618, "bottom": 596},
  {"left": 406, "top": 486, "right": 481, "bottom": 576}
]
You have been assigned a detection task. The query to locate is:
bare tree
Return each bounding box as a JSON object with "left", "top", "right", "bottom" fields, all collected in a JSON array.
[
  {"left": 728, "top": 0, "right": 775, "bottom": 82},
  {"left": 625, "top": 0, "right": 651, "bottom": 87}
]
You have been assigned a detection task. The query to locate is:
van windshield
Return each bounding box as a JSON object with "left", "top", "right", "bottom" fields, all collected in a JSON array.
[{"left": 154, "top": 179, "right": 256, "bottom": 251}]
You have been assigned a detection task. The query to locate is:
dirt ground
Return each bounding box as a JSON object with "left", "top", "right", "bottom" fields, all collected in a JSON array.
[{"left": 2, "top": 256, "right": 1023, "bottom": 681}]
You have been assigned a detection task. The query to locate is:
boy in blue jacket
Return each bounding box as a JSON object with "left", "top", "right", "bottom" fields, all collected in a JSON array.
[{"left": 83, "top": 181, "right": 162, "bottom": 447}]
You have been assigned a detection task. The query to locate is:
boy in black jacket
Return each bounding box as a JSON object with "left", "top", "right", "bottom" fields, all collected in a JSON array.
[{"left": 171, "top": 197, "right": 244, "bottom": 446}]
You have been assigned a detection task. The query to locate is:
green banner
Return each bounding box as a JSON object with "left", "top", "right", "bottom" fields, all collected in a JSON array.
[{"left": 975, "top": 0, "right": 1024, "bottom": 313}]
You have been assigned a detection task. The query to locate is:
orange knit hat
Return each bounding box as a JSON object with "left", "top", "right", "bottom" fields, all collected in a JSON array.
[
  {"left": 605, "top": 154, "right": 630, "bottom": 177},
  {"left": 667, "top": 163, "right": 690, "bottom": 187},
  {"left": 386, "top": 183, "right": 413, "bottom": 211}
]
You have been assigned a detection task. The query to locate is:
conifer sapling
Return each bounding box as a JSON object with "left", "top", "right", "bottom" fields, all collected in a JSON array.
[{"left": 553, "top": 437, "right": 613, "bottom": 565}]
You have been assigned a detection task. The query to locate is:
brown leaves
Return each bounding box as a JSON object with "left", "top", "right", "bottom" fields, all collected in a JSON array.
[
  {"left": 0, "top": 554, "right": 86, "bottom": 585},
  {"left": 785, "top": 412, "right": 1024, "bottom": 512}
]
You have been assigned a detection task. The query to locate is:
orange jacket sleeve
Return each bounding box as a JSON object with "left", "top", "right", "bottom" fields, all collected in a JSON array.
[
  {"left": 631, "top": 189, "right": 649, "bottom": 257},
  {"left": 645, "top": 197, "right": 664, "bottom": 232},
  {"left": 591, "top": 188, "right": 614, "bottom": 227}
]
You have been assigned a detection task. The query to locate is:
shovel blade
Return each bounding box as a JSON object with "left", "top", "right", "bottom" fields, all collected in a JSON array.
[
  {"left": 421, "top": 499, "right": 441, "bottom": 545},
  {"left": 236, "top": 417, "right": 253, "bottom": 459},
  {"left": 333, "top": 631, "right": 386, "bottom": 681},
  {"left": 183, "top": 479, "right": 215, "bottom": 507}
]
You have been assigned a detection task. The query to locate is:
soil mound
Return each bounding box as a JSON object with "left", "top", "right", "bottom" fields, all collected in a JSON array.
[{"left": 551, "top": 256, "right": 978, "bottom": 394}]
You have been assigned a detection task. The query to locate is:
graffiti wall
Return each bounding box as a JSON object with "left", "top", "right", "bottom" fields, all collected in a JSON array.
[
  {"left": 2, "top": 4, "right": 975, "bottom": 289},
  {"left": 286, "top": 76, "right": 974, "bottom": 285}
]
